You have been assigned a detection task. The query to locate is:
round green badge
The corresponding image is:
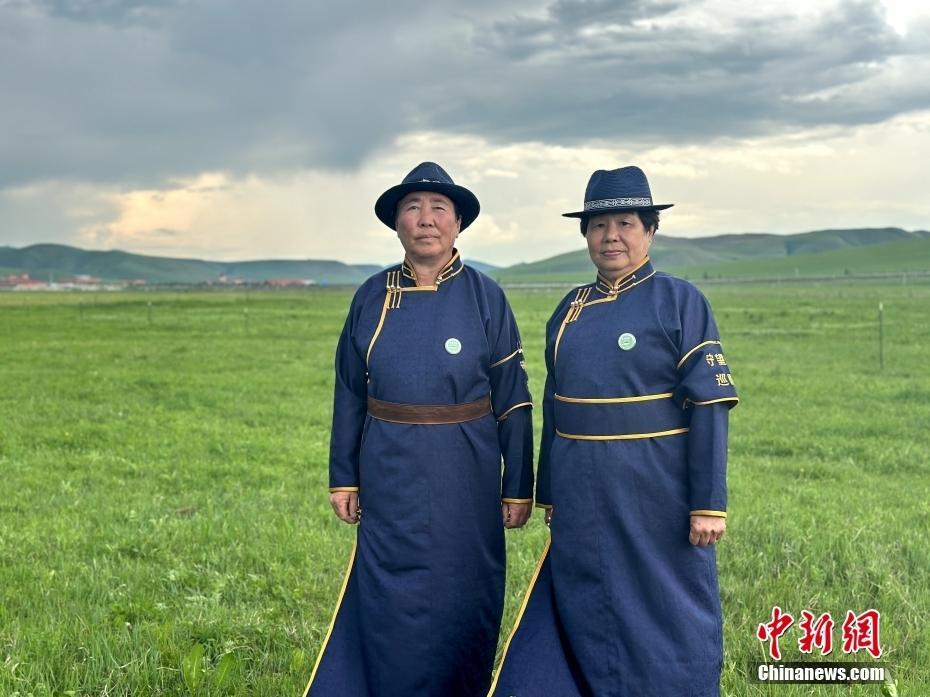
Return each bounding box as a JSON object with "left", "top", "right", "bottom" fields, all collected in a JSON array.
[
  {"left": 618, "top": 333, "right": 637, "bottom": 351},
  {"left": 444, "top": 337, "right": 462, "bottom": 355}
]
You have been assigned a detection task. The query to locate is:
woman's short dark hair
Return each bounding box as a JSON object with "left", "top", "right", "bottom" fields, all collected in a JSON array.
[
  {"left": 581, "top": 209, "right": 661, "bottom": 235},
  {"left": 637, "top": 209, "right": 660, "bottom": 234}
]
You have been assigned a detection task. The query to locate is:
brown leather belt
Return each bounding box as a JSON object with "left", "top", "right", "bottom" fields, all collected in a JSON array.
[{"left": 367, "top": 395, "right": 492, "bottom": 425}]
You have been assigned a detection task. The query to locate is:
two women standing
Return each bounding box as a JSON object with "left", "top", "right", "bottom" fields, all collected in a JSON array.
[{"left": 307, "top": 163, "right": 737, "bottom": 697}]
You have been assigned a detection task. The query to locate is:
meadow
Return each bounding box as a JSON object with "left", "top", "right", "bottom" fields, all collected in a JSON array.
[{"left": 1, "top": 280, "right": 928, "bottom": 696}]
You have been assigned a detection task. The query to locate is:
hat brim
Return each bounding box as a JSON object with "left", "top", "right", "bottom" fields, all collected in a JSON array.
[
  {"left": 375, "top": 182, "right": 480, "bottom": 231},
  {"left": 562, "top": 203, "right": 674, "bottom": 218}
]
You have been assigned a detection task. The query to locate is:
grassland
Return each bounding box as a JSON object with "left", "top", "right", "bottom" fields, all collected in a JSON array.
[{"left": 1, "top": 282, "right": 928, "bottom": 696}]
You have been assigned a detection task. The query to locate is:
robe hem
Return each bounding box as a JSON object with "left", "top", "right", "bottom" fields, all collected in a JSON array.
[
  {"left": 303, "top": 541, "right": 357, "bottom": 696},
  {"left": 486, "top": 537, "right": 552, "bottom": 696}
]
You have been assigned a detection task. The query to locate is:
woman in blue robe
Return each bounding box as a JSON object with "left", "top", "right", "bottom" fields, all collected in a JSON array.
[
  {"left": 305, "top": 162, "right": 534, "bottom": 697},
  {"left": 491, "top": 167, "right": 738, "bottom": 697}
]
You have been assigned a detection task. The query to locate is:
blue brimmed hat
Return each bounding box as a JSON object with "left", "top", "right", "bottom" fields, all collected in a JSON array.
[
  {"left": 562, "top": 166, "right": 674, "bottom": 220},
  {"left": 375, "top": 162, "right": 480, "bottom": 231}
]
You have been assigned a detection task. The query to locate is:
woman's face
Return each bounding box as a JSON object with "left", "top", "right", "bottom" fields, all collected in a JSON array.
[
  {"left": 394, "top": 191, "right": 460, "bottom": 266},
  {"left": 585, "top": 211, "right": 654, "bottom": 282}
]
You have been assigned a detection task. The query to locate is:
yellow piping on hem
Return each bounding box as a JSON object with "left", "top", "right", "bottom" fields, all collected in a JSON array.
[
  {"left": 496, "top": 401, "right": 533, "bottom": 421},
  {"left": 437, "top": 260, "right": 464, "bottom": 285},
  {"left": 676, "top": 340, "right": 721, "bottom": 370},
  {"left": 328, "top": 487, "right": 359, "bottom": 493},
  {"left": 490, "top": 348, "right": 522, "bottom": 369},
  {"left": 366, "top": 279, "right": 394, "bottom": 364},
  {"left": 303, "top": 541, "right": 357, "bottom": 696},
  {"left": 596, "top": 255, "right": 651, "bottom": 292},
  {"left": 486, "top": 537, "right": 551, "bottom": 697},
  {"left": 588, "top": 269, "right": 656, "bottom": 305},
  {"left": 578, "top": 294, "right": 617, "bottom": 308},
  {"left": 556, "top": 427, "right": 689, "bottom": 441},
  {"left": 439, "top": 249, "right": 460, "bottom": 275},
  {"left": 554, "top": 270, "right": 658, "bottom": 362},
  {"left": 688, "top": 397, "right": 740, "bottom": 407},
  {"left": 535, "top": 502, "right": 553, "bottom": 510},
  {"left": 402, "top": 263, "right": 417, "bottom": 282},
  {"left": 501, "top": 498, "right": 532, "bottom": 504},
  {"left": 553, "top": 317, "right": 569, "bottom": 364},
  {"left": 691, "top": 510, "right": 727, "bottom": 518},
  {"left": 554, "top": 286, "right": 589, "bottom": 363},
  {"left": 402, "top": 250, "right": 461, "bottom": 287},
  {"left": 555, "top": 392, "right": 672, "bottom": 404}
]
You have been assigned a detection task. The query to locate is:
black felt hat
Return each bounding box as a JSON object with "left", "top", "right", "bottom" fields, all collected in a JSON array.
[
  {"left": 563, "top": 166, "right": 674, "bottom": 219},
  {"left": 375, "top": 162, "right": 480, "bottom": 231}
]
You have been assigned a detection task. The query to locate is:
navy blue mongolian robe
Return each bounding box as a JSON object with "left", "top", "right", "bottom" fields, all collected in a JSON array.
[
  {"left": 305, "top": 250, "right": 534, "bottom": 697},
  {"left": 490, "top": 257, "right": 738, "bottom": 697}
]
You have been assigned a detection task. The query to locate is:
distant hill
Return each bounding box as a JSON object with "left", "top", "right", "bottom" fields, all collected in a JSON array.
[
  {"left": 465, "top": 260, "right": 498, "bottom": 274},
  {"left": 670, "top": 236, "right": 930, "bottom": 280},
  {"left": 491, "top": 228, "right": 930, "bottom": 283},
  {"left": 0, "top": 244, "right": 381, "bottom": 284},
  {"left": 2, "top": 228, "right": 927, "bottom": 286}
]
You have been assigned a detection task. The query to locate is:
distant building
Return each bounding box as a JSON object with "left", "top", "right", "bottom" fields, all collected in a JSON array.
[
  {"left": 61, "top": 275, "right": 103, "bottom": 286},
  {"left": 1, "top": 273, "right": 31, "bottom": 287},
  {"left": 210, "top": 275, "right": 247, "bottom": 286},
  {"left": 0, "top": 273, "right": 49, "bottom": 289}
]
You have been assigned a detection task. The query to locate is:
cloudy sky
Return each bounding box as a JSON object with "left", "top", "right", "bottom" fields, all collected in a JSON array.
[{"left": 2, "top": 0, "right": 929, "bottom": 266}]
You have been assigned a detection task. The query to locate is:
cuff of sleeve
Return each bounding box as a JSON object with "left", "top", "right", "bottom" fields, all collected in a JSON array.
[
  {"left": 690, "top": 509, "right": 727, "bottom": 518},
  {"left": 501, "top": 497, "right": 533, "bottom": 504},
  {"left": 330, "top": 486, "right": 360, "bottom": 493},
  {"left": 535, "top": 502, "right": 553, "bottom": 510}
]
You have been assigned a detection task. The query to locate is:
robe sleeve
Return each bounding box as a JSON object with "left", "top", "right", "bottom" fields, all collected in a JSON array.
[
  {"left": 686, "top": 404, "right": 729, "bottom": 515},
  {"left": 535, "top": 293, "right": 572, "bottom": 510},
  {"left": 672, "top": 288, "right": 738, "bottom": 517},
  {"left": 328, "top": 290, "right": 368, "bottom": 492},
  {"left": 489, "top": 292, "right": 534, "bottom": 503}
]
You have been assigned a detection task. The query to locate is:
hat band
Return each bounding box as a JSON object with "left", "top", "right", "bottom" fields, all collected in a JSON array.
[{"left": 584, "top": 197, "right": 653, "bottom": 211}]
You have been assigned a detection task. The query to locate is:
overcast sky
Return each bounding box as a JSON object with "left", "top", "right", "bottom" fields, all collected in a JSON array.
[{"left": 2, "top": 0, "right": 929, "bottom": 266}]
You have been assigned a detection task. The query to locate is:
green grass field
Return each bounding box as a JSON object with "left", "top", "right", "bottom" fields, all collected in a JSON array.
[{"left": 1, "top": 282, "right": 928, "bottom": 696}]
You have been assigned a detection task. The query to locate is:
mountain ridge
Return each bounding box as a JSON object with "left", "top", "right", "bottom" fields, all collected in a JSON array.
[
  {"left": 492, "top": 227, "right": 930, "bottom": 282},
  {"left": 2, "top": 228, "right": 928, "bottom": 285}
]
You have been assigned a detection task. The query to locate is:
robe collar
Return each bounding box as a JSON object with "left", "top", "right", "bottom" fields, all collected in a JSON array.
[
  {"left": 401, "top": 249, "right": 463, "bottom": 287},
  {"left": 595, "top": 257, "right": 654, "bottom": 296}
]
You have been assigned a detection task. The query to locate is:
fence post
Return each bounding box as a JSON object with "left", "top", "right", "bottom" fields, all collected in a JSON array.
[{"left": 878, "top": 302, "right": 884, "bottom": 371}]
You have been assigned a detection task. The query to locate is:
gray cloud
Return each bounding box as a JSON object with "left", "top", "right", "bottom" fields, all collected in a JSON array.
[
  {"left": 466, "top": 0, "right": 924, "bottom": 141},
  {"left": 33, "top": 0, "right": 181, "bottom": 24},
  {"left": 1, "top": 0, "right": 928, "bottom": 191}
]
